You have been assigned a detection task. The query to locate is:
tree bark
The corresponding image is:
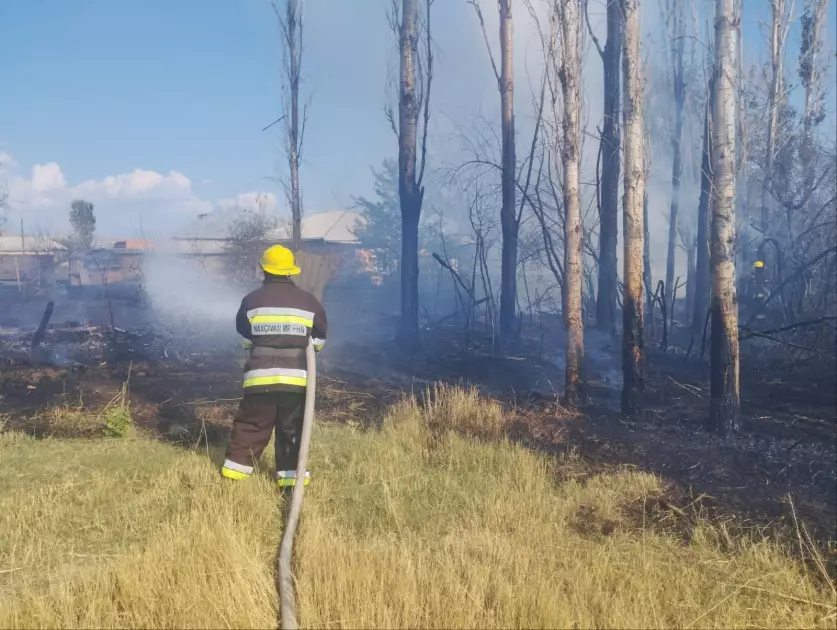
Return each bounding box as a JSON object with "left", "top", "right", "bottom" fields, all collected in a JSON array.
[
  {"left": 761, "top": 0, "right": 789, "bottom": 237},
  {"left": 621, "top": 0, "right": 646, "bottom": 418},
  {"left": 643, "top": 189, "right": 653, "bottom": 335},
  {"left": 595, "top": 0, "right": 622, "bottom": 335},
  {"left": 709, "top": 0, "right": 741, "bottom": 433},
  {"left": 274, "top": 0, "right": 304, "bottom": 251},
  {"left": 558, "top": 0, "right": 584, "bottom": 404},
  {"left": 498, "top": 0, "right": 518, "bottom": 347},
  {"left": 692, "top": 77, "right": 714, "bottom": 337},
  {"left": 685, "top": 233, "right": 696, "bottom": 323},
  {"left": 799, "top": 0, "right": 828, "bottom": 211},
  {"left": 664, "top": 8, "right": 686, "bottom": 318},
  {"left": 396, "top": 0, "right": 424, "bottom": 347},
  {"left": 288, "top": 0, "right": 302, "bottom": 250}
]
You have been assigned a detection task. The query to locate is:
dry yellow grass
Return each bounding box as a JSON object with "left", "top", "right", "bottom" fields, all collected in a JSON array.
[
  {"left": 0, "top": 385, "right": 834, "bottom": 629},
  {"left": 0, "top": 432, "right": 280, "bottom": 629}
]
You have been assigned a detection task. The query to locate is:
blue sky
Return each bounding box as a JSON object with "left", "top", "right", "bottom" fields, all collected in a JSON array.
[
  {"left": 1, "top": 1, "right": 394, "bottom": 214},
  {"left": 0, "top": 0, "right": 834, "bottom": 238},
  {"left": 0, "top": 0, "right": 507, "bottom": 236}
]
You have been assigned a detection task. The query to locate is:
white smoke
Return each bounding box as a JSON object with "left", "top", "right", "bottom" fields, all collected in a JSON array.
[{"left": 142, "top": 246, "right": 246, "bottom": 356}]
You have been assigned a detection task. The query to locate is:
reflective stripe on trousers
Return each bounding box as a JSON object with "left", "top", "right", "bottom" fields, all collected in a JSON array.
[
  {"left": 221, "top": 458, "right": 254, "bottom": 480},
  {"left": 276, "top": 470, "right": 311, "bottom": 487},
  {"left": 242, "top": 367, "right": 307, "bottom": 388},
  {"left": 221, "top": 461, "right": 313, "bottom": 486}
]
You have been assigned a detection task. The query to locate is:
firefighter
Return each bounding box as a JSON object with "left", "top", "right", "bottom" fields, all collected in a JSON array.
[
  {"left": 221, "top": 244, "right": 327, "bottom": 489},
  {"left": 752, "top": 259, "right": 766, "bottom": 290},
  {"left": 752, "top": 259, "right": 770, "bottom": 319},
  {"left": 750, "top": 259, "right": 767, "bottom": 299},
  {"left": 741, "top": 259, "right": 769, "bottom": 320}
]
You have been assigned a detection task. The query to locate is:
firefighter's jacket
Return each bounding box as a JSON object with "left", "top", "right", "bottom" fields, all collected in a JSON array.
[{"left": 236, "top": 276, "right": 328, "bottom": 394}]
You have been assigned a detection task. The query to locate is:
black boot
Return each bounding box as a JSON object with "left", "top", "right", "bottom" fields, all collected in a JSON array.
[{"left": 281, "top": 486, "right": 294, "bottom": 504}]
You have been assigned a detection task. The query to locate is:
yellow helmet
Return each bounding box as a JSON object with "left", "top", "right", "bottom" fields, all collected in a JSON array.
[
  {"left": 753, "top": 260, "right": 765, "bottom": 269},
  {"left": 260, "top": 245, "right": 301, "bottom": 276}
]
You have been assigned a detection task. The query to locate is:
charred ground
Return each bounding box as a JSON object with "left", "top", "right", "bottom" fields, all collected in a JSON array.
[{"left": 1, "top": 292, "right": 835, "bottom": 554}]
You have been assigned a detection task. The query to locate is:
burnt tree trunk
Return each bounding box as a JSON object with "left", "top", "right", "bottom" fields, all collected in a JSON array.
[
  {"left": 288, "top": 0, "right": 302, "bottom": 250},
  {"left": 799, "top": 0, "right": 828, "bottom": 214},
  {"left": 685, "top": 235, "right": 696, "bottom": 323},
  {"left": 643, "top": 189, "right": 653, "bottom": 337},
  {"left": 498, "top": 0, "right": 518, "bottom": 348},
  {"left": 664, "top": 3, "right": 686, "bottom": 315},
  {"left": 31, "top": 301, "right": 55, "bottom": 349},
  {"left": 692, "top": 77, "right": 714, "bottom": 337},
  {"left": 396, "top": 0, "right": 425, "bottom": 347},
  {"left": 709, "top": 0, "right": 741, "bottom": 433},
  {"left": 275, "top": 0, "right": 304, "bottom": 250},
  {"left": 558, "top": 0, "right": 584, "bottom": 404},
  {"left": 595, "top": 0, "right": 622, "bottom": 335},
  {"left": 621, "top": 0, "right": 646, "bottom": 418},
  {"left": 761, "top": 0, "right": 788, "bottom": 236}
]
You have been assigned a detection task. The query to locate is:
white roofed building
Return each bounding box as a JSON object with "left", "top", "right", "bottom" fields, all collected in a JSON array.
[
  {"left": 176, "top": 209, "right": 364, "bottom": 247},
  {"left": 170, "top": 209, "right": 375, "bottom": 289},
  {"left": 265, "top": 210, "right": 363, "bottom": 244},
  {"left": 0, "top": 237, "right": 66, "bottom": 290},
  {"left": 0, "top": 236, "right": 66, "bottom": 254}
]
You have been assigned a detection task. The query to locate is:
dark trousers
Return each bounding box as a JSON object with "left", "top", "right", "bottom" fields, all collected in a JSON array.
[{"left": 225, "top": 391, "right": 306, "bottom": 471}]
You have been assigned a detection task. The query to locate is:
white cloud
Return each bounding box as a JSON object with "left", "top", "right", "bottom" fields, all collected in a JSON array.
[
  {"left": 0, "top": 152, "right": 277, "bottom": 238},
  {"left": 31, "top": 162, "right": 67, "bottom": 192},
  {"left": 0, "top": 151, "right": 18, "bottom": 170}
]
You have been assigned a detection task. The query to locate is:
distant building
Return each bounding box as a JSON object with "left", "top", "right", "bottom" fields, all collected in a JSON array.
[
  {"left": 68, "top": 247, "right": 144, "bottom": 301},
  {"left": 113, "top": 238, "right": 155, "bottom": 251},
  {"left": 0, "top": 236, "right": 66, "bottom": 290},
  {"left": 173, "top": 209, "right": 374, "bottom": 286},
  {"left": 266, "top": 210, "right": 363, "bottom": 245},
  {"left": 175, "top": 209, "right": 363, "bottom": 248}
]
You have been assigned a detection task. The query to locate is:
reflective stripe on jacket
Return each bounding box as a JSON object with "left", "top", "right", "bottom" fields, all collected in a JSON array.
[{"left": 236, "top": 276, "right": 328, "bottom": 393}]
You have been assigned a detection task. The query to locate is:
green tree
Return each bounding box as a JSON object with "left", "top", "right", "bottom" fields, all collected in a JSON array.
[
  {"left": 70, "top": 200, "right": 96, "bottom": 250},
  {"left": 353, "top": 159, "right": 402, "bottom": 276},
  {"left": 224, "top": 203, "right": 278, "bottom": 286},
  {"left": 354, "top": 158, "right": 456, "bottom": 281}
]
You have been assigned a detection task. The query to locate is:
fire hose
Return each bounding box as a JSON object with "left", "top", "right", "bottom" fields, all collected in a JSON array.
[{"left": 278, "top": 337, "right": 316, "bottom": 630}]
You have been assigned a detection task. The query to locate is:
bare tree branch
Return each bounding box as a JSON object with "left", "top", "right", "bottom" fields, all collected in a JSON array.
[
  {"left": 467, "top": 0, "right": 502, "bottom": 88},
  {"left": 583, "top": 0, "right": 605, "bottom": 58},
  {"left": 417, "top": 0, "right": 434, "bottom": 189}
]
